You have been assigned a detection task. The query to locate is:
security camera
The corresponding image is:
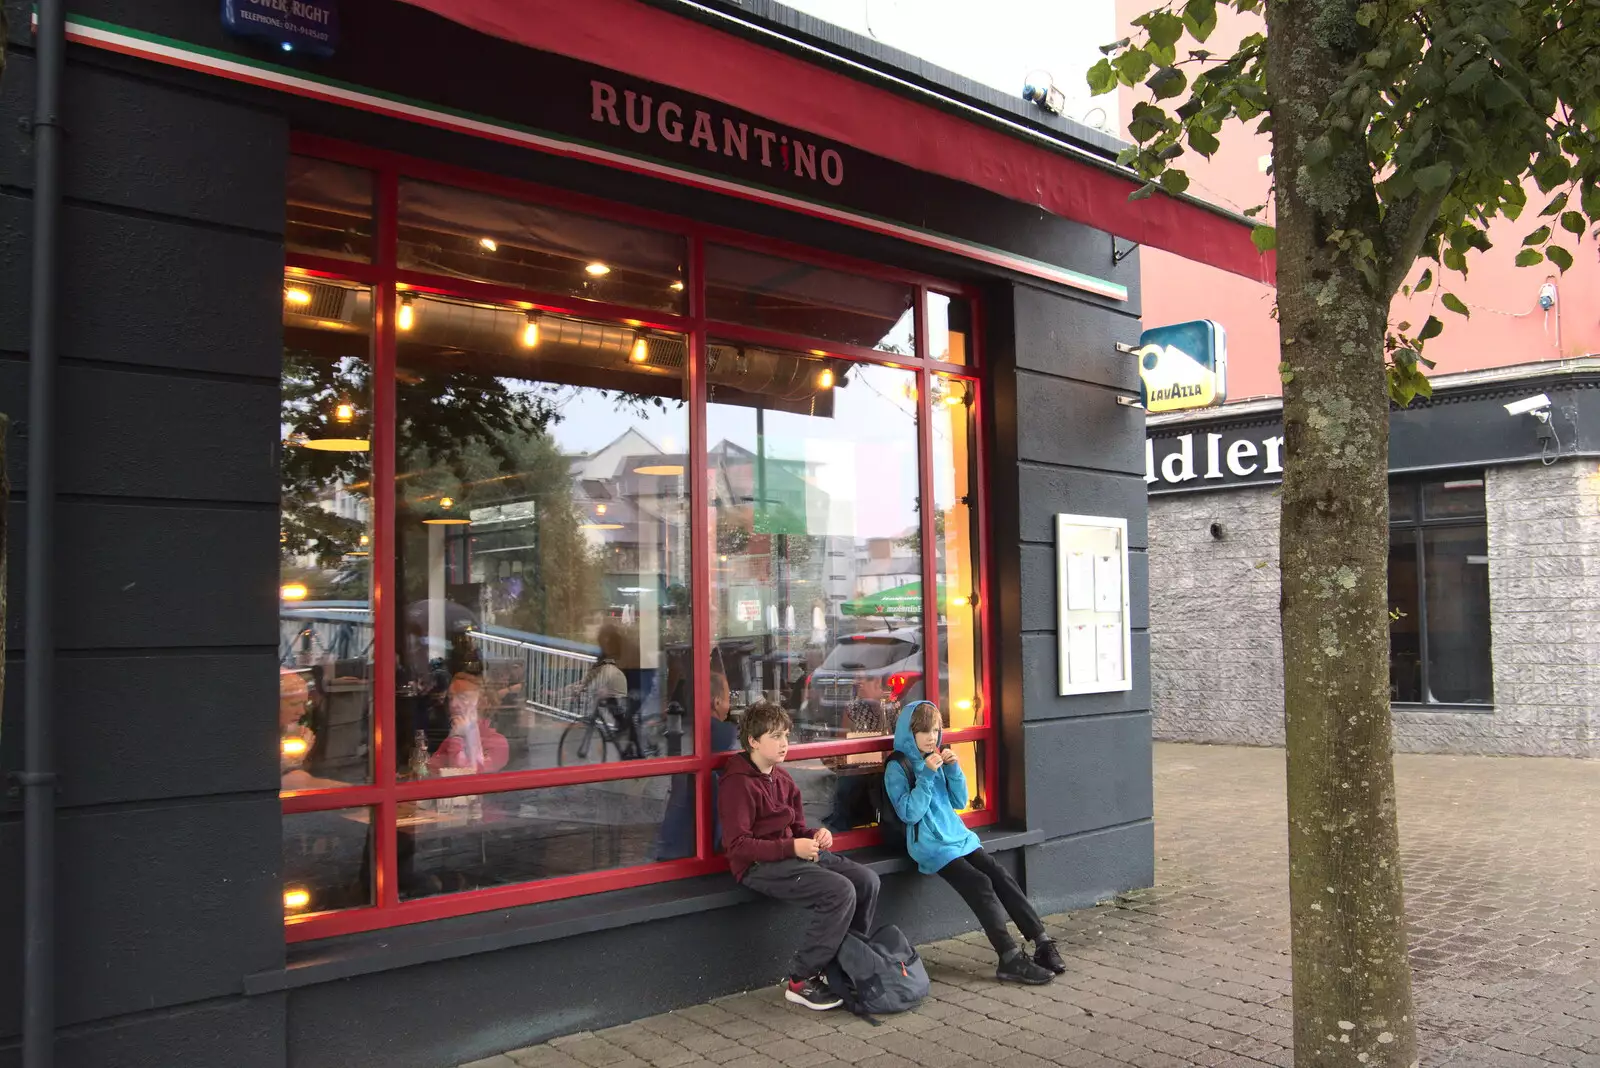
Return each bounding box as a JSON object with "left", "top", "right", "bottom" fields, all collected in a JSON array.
[{"left": 1504, "top": 393, "right": 1552, "bottom": 417}]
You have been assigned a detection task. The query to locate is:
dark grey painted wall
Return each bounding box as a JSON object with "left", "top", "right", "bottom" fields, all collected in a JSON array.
[
  {"left": 0, "top": 25, "right": 291, "bottom": 1067},
  {"left": 0, "top": 4, "right": 1154, "bottom": 1064},
  {"left": 987, "top": 281, "right": 1156, "bottom": 916}
]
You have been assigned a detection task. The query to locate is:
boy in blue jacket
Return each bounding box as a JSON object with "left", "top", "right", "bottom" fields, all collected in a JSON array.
[{"left": 885, "top": 700, "right": 1065, "bottom": 985}]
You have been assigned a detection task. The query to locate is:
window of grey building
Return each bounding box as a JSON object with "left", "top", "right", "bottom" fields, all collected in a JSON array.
[{"left": 1388, "top": 475, "right": 1492, "bottom": 706}]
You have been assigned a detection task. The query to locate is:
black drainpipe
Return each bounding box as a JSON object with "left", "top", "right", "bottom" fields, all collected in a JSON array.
[{"left": 20, "top": 1, "right": 65, "bottom": 1066}]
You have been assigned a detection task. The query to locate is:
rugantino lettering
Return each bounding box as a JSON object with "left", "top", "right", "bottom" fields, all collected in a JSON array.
[{"left": 590, "top": 80, "right": 845, "bottom": 188}]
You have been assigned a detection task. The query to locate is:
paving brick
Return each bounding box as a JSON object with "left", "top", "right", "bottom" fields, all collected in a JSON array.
[{"left": 457, "top": 744, "right": 1598, "bottom": 1068}]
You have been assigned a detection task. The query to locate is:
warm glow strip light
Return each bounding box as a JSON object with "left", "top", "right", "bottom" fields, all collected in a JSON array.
[
  {"left": 280, "top": 583, "right": 309, "bottom": 601},
  {"left": 585, "top": 262, "right": 611, "bottom": 276},
  {"left": 523, "top": 313, "right": 540, "bottom": 348},
  {"left": 397, "top": 294, "right": 415, "bottom": 331},
  {"left": 285, "top": 286, "right": 312, "bottom": 306}
]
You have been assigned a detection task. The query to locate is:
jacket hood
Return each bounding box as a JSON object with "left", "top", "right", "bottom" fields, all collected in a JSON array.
[
  {"left": 894, "top": 700, "right": 942, "bottom": 764},
  {"left": 723, "top": 752, "right": 769, "bottom": 780}
]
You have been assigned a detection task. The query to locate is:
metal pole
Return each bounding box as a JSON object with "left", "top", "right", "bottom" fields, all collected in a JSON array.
[{"left": 21, "top": 2, "right": 65, "bottom": 1066}]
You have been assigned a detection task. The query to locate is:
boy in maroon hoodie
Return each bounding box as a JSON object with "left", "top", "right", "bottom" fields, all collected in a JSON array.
[{"left": 720, "top": 700, "right": 880, "bottom": 1010}]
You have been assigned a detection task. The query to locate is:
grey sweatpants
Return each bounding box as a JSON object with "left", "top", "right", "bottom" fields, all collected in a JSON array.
[{"left": 741, "top": 852, "right": 881, "bottom": 980}]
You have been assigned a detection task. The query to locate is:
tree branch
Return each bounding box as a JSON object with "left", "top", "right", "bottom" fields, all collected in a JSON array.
[{"left": 1379, "top": 185, "right": 1449, "bottom": 298}]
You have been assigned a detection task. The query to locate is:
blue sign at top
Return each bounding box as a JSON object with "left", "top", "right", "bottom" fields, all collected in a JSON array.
[{"left": 222, "top": 0, "right": 339, "bottom": 57}]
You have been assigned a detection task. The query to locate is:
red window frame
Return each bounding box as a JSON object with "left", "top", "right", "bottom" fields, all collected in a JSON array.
[{"left": 281, "top": 134, "right": 997, "bottom": 941}]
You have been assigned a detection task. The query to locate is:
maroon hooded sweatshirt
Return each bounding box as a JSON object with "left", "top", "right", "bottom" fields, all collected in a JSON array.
[{"left": 719, "top": 753, "right": 812, "bottom": 882}]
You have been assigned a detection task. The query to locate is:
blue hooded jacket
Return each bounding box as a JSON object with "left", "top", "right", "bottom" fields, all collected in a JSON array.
[{"left": 885, "top": 700, "right": 980, "bottom": 874}]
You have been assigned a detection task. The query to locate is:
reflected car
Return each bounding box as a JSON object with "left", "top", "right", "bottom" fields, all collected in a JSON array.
[{"left": 800, "top": 627, "right": 929, "bottom": 736}]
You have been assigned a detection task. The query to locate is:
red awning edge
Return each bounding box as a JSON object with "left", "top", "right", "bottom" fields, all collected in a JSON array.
[{"left": 399, "top": 0, "right": 1274, "bottom": 286}]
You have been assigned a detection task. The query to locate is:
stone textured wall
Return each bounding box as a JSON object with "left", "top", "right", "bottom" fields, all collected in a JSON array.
[
  {"left": 1148, "top": 486, "right": 1285, "bottom": 746},
  {"left": 1147, "top": 460, "right": 1599, "bottom": 758}
]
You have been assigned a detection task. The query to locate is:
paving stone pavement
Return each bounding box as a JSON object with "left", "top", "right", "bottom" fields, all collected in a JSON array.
[{"left": 459, "top": 743, "right": 1599, "bottom": 1068}]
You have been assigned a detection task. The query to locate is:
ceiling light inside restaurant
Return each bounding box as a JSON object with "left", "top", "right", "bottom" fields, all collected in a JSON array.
[
  {"left": 282, "top": 887, "right": 312, "bottom": 911},
  {"left": 335, "top": 403, "right": 355, "bottom": 423},
  {"left": 479, "top": 237, "right": 499, "bottom": 252},
  {"left": 586, "top": 262, "right": 611, "bottom": 276},
  {"left": 398, "top": 294, "right": 416, "bottom": 331},
  {"left": 523, "top": 312, "right": 541, "bottom": 348},
  {"left": 670, "top": 280, "right": 684, "bottom": 291},
  {"left": 285, "top": 286, "right": 312, "bottom": 306},
  {"left": 631, "top": 335, "right": 650, "bottom": 363},
  {"left": 817, "top": 368, "right": 835, "bottom": 389},
  {"left": 596, "top": 504, "right": 608, "bottom": 515},
  {"left": 280, "top": 583, "right": 310, "bottom": 602},
  {"left": 281, "top": 736, "right": 309, "bottom": 758}
]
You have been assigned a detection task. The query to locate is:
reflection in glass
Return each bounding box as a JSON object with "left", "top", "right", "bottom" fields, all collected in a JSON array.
[
  {"left": 927, "top": 293, "right": 972, "bottom": 365},
  {"left": 705, "top": 345, "right": 922, "bottom": 740},
  {"left": 793, "top": 740, "right": 985, "bottom": 833},
  {"left": 393, "top": 294, "right": 692, "bottom": 780},
  {"left": 1388, "top": 529, "right": 1421, "bottom": 703},
  {"left": 398, "top": 180, "right": 686, "bottom": 313},
  {"left": 283, "top": 808, "right": 373, "bottom": 916},
  {"left": 1423, "top": 478, "right": 1487, "bottom": 519},
  {"left": 705, "top": 245, "right": 916, "bottom": 354},
  {"left": 1424, "top": 527, "right": 1492, "bottom": 703},
  {"left": 933, "top": 376, "right": 981, "bottom": 727},
  {"left": 397, "top": 777, "right": 673, "bottom": 899},
  {"left": 1388, "top": 482, "right": 1416, "bottom": 523},
  {"left": 286, "top": 156, "right": 374, "bottom": 262},
  {"left": 280, "top": 274, "right": 375, "bottom": 791}
]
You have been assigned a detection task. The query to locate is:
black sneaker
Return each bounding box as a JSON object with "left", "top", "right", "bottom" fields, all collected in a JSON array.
[
  {"left": 996, "top": 948, "right": 1055, "bottom": 985},
  {"left": 784, "top": 976, "right": 843, "bottom": 1010},
  {"left": 1032, "top": 938, "right": 1066, "bottom": 975}
]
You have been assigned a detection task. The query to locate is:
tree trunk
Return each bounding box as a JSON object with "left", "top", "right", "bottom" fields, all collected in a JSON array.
[{"left": 1267, "top": 3, "right": 1418, "bottom": 1067}]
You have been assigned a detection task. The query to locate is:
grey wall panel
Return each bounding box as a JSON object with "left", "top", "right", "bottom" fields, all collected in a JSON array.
[
  {"left": 1013, "top": 284, "right": 1142, "bottom": 389},
  {"left": 1021, "top": 714, "right": 1153, "bottom": 838},
  {"left": 1023, "top": 820, "right": 1155, "bottom": 917},
  {"left": 1014, "top": 370, "right": 1145, "bottom": 476},
  {"left": 0, "top": 798, "right": 282, "bottom": 1037},
  {"left": 1020, "top": 544, "right": 1148, "bottom": 633},
  {"left": 53, "top": 798, "right": 284, "bottom": 1027},
  {"left": 2, "top": 652, "right": 280, "bottom": 808},
  {"left": 1021, "top": 631, "right": 1151, "bottom": 720},
  {"left": 4, "top": 501, "right": 277, "bottom": 652},
  {"left": 0, "top": 361, "right": 278, "bottom": 503},
  {"left": 0, "top": 195, "right": 283, "bottom": 377},
  {"left": 0, "top": 996, "right": 286, "bottom": 1068},
  {"left": 1017, "top": 463, "right": 1148, "bottom": 548},
  {"left": 0, "top": 53, "right": 288, "bottom": 235}
]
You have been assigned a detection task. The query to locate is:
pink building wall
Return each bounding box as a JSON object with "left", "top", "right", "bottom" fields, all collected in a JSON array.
[{"left": 1116, "top": 1, "right": 1600, "bottom": 399}]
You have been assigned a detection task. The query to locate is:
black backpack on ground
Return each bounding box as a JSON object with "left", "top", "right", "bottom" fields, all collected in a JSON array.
[
  {"left": 871, "top": 751, "right": 920, "bottom": 851},
  {"left": 823, "top": 925, "right": 929, "bottom": 1020}
]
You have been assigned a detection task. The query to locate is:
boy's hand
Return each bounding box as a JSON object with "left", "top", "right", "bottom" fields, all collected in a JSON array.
[
  {"left": 940, "top": 748, "right": 957, "bottom": 765},
  {"left": 793, "top": 838, "right": 821, "bottom": 861},
  {"left": 814, "top": 827, "right": 834, "bottom": 851},
  {"left": 924, "top": 752, "right": 944, "bottom": 773}
]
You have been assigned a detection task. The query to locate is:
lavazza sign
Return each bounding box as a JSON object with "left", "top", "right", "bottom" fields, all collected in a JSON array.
[{"left": 1146, "top": 427, "right": 1286, "bottom": 491}]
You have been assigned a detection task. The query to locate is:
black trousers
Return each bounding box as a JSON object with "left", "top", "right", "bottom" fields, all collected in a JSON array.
[
  {"left": 742, "top": 852, "right": 881, "bottom": 980},
  {"left": 936, "top": 847, "right": 1044, "bottom": 956}
]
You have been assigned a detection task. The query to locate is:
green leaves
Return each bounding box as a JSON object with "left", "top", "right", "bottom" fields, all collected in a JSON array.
[
  {"left": 1251, "top": 225, "right": 1277, "bottom": 253},
  {"left": 1147, "top": 66, "right": 1189, "bottom": 100},
  {"left": 1515, "top": 249, "right": 1545, "bottom": 267},
  {"left": 1414, "top": 163, "right": 1453, "bottom": 192},
  {"left": 1561, "top": 211, "right": 1586, "bottom": 236},
  {"left": 1523, "top": 226, "right": 1552, "bottom": 246},
  {"left": 1087, "top": 58, "right": 1117, "bottom": 96},
  {"left": 1547, "top": 246, "right": 1575, "bottom": 272},
  {"left": 1417, "top": 315, "right": 1444, "bottom": 341},
  {"left": 1181, "top": 0, "right": 1218, "bottom": 42},
  {"left": 1160, "top": 169, "right": 1192, "bottom": 195},
  {"left": 1441, "top": 293, "right": 1470, "bottom": 318}
]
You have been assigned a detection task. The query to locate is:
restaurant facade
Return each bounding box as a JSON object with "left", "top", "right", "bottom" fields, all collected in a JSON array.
[{"left": 0, "top": 2, "right": 1265, "bottom": 1066}]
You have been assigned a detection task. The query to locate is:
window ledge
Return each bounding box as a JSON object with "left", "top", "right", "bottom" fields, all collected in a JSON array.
[
  {"left": 244, "top": 826, "right": 1047, "bottom": 995},
  {"left": 1392, "top": 703, "right": 1495, "bottom": 715}
]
